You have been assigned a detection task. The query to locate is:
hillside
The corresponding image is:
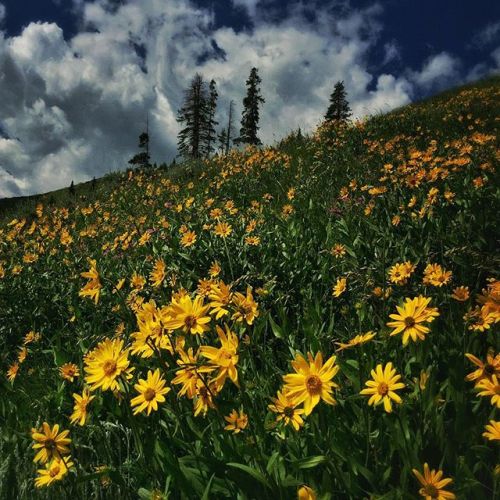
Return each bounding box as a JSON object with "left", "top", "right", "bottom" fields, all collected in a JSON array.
[{"left": 0, "top": 77, "right": 499, "bottom": 499}]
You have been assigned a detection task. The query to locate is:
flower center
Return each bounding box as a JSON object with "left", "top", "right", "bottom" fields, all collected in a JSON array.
[
  {"left": 103, "top": 360, "right": 117, "bottom": 376},
  {"left": 305, "top": 375, "right": 322, "bottom": 395},
  {"left": 144, "top": 388, "right": 156, "bottom": 401},
  {"left": 184, "top": 315, "right": 197, "bottom": 329},
  {"left": 404, "top": 316, "right": 416, "bottom": 327},
  {"left": 485, "top": 364, "right": 495, "bottom": 375},
  {"left": 219, "top": 349, "right": 233, "bottom": 361},
  {"left": 49, "top": 465, "right": 61, "bottom": 477},
  {"left": 422, "top": 484, "right": 439, "bottom": 498},
  {"left": 377, "top": 382, "right": 389, "bottom": 396},
  {"left": 44, "top": 438, "right": 56, "bottom": 450},
  {"left": 283, "top": 406, "right": 295, "bottom": 418}
]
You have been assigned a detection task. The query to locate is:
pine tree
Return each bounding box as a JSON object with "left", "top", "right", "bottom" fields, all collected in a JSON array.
[
  {"left": 325, "top": 81, "right": 352, "bottom": 122},
  {"left": 177, "top": 73, "right": 209, "bottom": 159},
  {"left": 202, "top": 79, "right": 218, "bottom": 157},
  {"left": 218, "top": 128, "right": 228, "bottom": 153},
  {"left": 236, "top": 68, "right": 265, "bottom": 146},
  {"left": 128, "top": 124, "right": 151, "bottom": 168},
  {"left": 225, "top": 100, "right": 234, "bottom": 154},
  {"left": 217, "top": 100, "right": 235, "bottom": 154}
]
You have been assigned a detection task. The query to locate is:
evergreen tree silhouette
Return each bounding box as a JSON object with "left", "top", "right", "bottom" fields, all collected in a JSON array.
[
  {"left": 202, "top": 79, "right": 218, "bottom": 157},
  {"left": 218, "top": 100, "right": 235, "bottom": 154},
  {"left": 218, "top": 128, "right": 227, "bottom": 153},
  {"left": 325, "top": 81, "right": 352, "bottom": 122},
  {"left": 236, "top": 68, "right": 265, "bottom": 146},
  {"left": 128, "top": 120, "right": 151, "bottom": 168},
  {"left": 177, "top": 73, "right": 209, "bottom": 159},
  {"left": 225, "top": 100, "right": 235, "bottom": 154}
]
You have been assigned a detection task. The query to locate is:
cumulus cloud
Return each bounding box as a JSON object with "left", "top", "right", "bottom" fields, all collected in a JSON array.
[
  {"left": 0, "top": 0, "right": 475, "bottom": 198},
  {"left": 0, "top": 0, "right": 208, "bottom": 197},
  {"left": 354, "top": 74, "right": 412, "bottom": 117},
  {"left": 409, "top": 52, "right": 461, "bottom": 92}
]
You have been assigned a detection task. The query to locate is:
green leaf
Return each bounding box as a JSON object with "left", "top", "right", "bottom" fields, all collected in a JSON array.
[
  {"left": 268, "top": 315, "right": 284, "bottom": 339},
  {"left": 138, "top": 488, "right": 153, "bottom": 500},
  {"left": 227, "top": 462, "right": 271, "bottom": 489},
  {"left": 201, "top": 473, "right": 216, "bottom": 500},
  {"left": 266, "top": 451, "right": 281, "bottom": 474},
  {"left": 292, "top": 455, "right": 328, "bottom": 469}
]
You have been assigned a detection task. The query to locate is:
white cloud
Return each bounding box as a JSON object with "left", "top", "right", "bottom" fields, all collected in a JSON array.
[
  {"left": 353, "top": 74, "right": 412, "bottom": 117},
  {"left": 410, "top": 52, "right": 461, "bottom": 91}
]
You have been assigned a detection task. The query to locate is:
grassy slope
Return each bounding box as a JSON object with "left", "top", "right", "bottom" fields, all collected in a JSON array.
[
  {"left": 0, "top": 77, "right": 499, "bottom": 499},
  {"left": 1, "top": 75, "right": 498, "bottom": 218}
]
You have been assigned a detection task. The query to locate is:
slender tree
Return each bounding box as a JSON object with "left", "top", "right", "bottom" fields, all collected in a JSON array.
[
  {"left": 128, "top": 122, "right": 151, "bottom": 168},
  {"left": 225, "top": 100, "right": 234, "bottom": 154},
  {"left": 325, "top": 81, "right": 352, "bottom": 122},
  {"left": 177, "top": 73, "right": 208, "bottom": 159},
  {"left": 201, "top": 79, "right": 218, "bottom": 157},
  {"left": 217, "top": 100, "right": 235, "bottom": 154},
  {"left": 218, "top": 128, "right": 228, "bottom": 153},
  {"left": 235, "top": 68, "right": 265, "bottom": 146}
]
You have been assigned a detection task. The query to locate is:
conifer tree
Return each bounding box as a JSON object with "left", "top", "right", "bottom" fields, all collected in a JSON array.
[
  {"left": 202, "top": 79, "right": 218, "bottom": 157},
  {"left": 177, "top": 73, "right": 208, "bottom": 159},
  {"left": 218, "top": 128, "right": 228, "bottom": 153},
  {"left": 236, "top": 68, "right": 265, "bottom": 146},
  {"left": 225, "top": 100, "right": 234, "bottom": 154},
  {"left": 325, "top": 81, "right": 352, "bottom": 122},
  {"left": 217, "top": 100, "right": 235, "bottom": 154},
  {"left": 128, "top": 126, "right": 151, "bottom": 168}
]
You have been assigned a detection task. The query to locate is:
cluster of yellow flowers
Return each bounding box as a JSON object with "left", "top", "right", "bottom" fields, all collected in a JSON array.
[
  {"left": 6, "top": 330, "right": 41, "bottom": 382},
  {"left": 269, "top": 352, "right": 339, "bottom": 430},
  {"left": 464, "top": 350, "right": 500, "bottom": 440},
  {"left": 30, "top": 423, "right": 73, "bottom": 488},
  {"left": 465, "top": 278, "right": 500, "bottom": 332},
  {"left": 387, "top": 261, "right": 452, "bottom": 287},
  {"left": 28, "top": 274, "right": 253, "bottom": 463},
  {"left": 388, "top": 261, "right": 416, "bottom": 285},
  {"left": 422, "top": 263, "right": 452, "bottom": 287}
]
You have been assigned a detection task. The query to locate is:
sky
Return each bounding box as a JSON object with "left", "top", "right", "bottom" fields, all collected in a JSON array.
[{"left": 0, "top": 0, "right": 499, "bottom": 198}]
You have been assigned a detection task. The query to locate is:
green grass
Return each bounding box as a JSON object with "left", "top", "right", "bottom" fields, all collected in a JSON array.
[{"left": 0, "top": 77, "right": 499, "bottom": 500}]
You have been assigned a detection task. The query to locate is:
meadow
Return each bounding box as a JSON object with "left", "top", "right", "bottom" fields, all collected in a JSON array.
[{"left": 0, "top": 77, "right": 499, "bottom": 499}]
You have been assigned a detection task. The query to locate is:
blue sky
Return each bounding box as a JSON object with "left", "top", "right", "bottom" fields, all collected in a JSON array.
[{"left": 0, "top": 0, "right": 499, "bottom": 197}]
